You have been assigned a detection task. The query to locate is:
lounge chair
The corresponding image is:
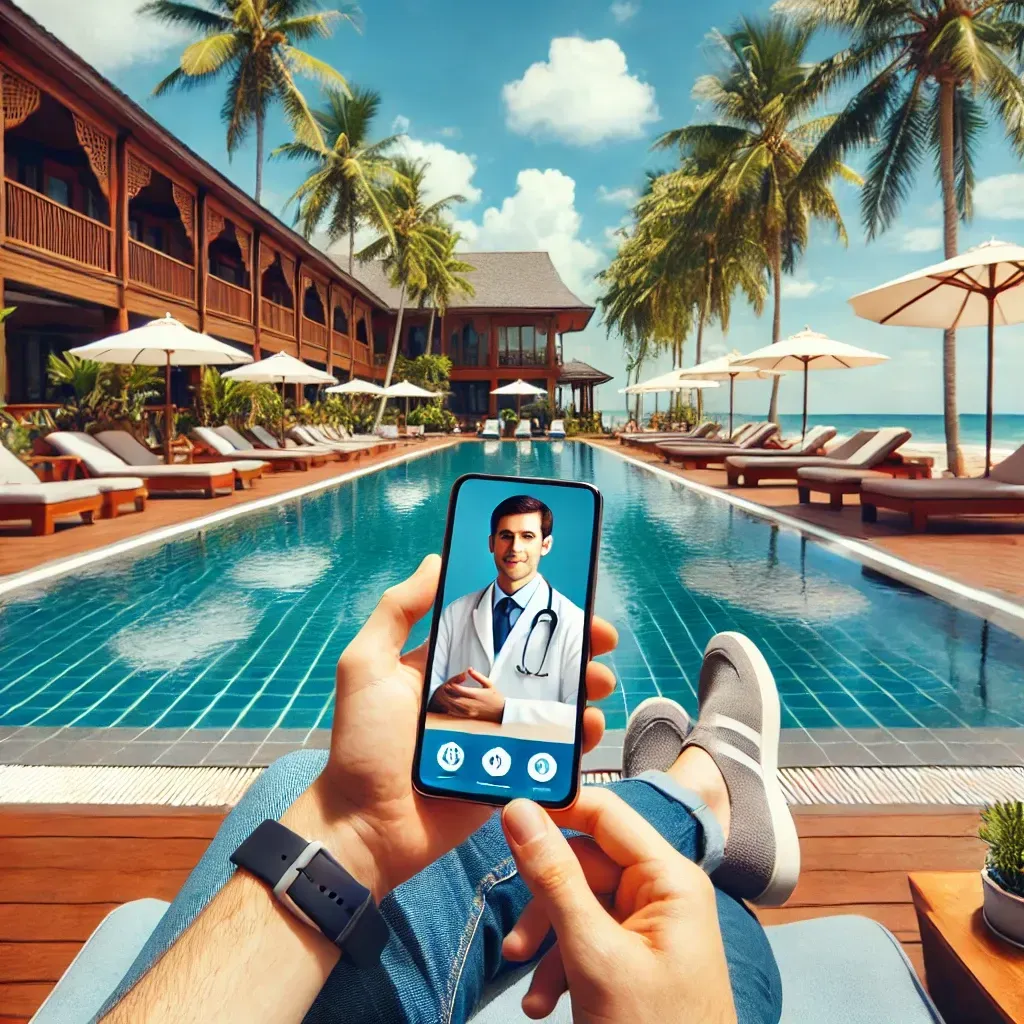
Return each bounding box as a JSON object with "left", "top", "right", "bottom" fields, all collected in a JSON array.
[
  {"left": 46, "top": 432, "right": 236, "bottom": 498},
  {"left": 480, "top": 419, "right": 501, "bottom": 440},
  {"left": 548, "top": 419, "right": 566, "bottom": 440},
  {"left": 622, "top": 421, "right": 722, "bottom": 448},
  {"left": 377, "top": 424, "right": 400, "bottom": 440},
  {"left": 797, "top": 466, "right": 891, "bottom": 509},
  {"left": 860, "top": 443, "right": 1024, "bottom": 530},
  {"left": 302, "top": 425, "right": 385, "bottom": 451},
  {"left": 659, "top": 425, "right": 836, "bottom": 470},
  {"left": 192, "top": 427, "right": 317, "bottom": 472},
  {"left": 514, "top": 419, "right": 531, "bottom": 439},
  {"left": 657, "top": 422, "right": 782, "bottom": 465},
  {"left": 725, "top": 428, "right": 911, "bottom": 487},
  {"left": 247, "top": 424, "right": 337, "bottom": 458},
  {"left": 285, "top": 426, "right": 366, "bottom": 460},
  {"left": 97, "top": 430, "right": 265, "bottom": 491}
]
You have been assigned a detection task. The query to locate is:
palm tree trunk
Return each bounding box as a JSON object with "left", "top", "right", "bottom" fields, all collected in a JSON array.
[
  {"left": 348, "top": 208, "right": 355, "bottom": 276},
  {"left": 939, "top": 78, "right": 964, "bottom": 477},
  {"left": 374, "top": 282, "right": 406, "bottom": 430},
  {"left": 767, "top": 232, "right": 783, "bottom": 424},
  {"left": 695, "top": 269, "right": 711, "bottom": 421},
  {"left": 425, "top": 306, "right": 436, "bottom": 356},
  {"left": 255, "top": 108, "right": 264, "bottom": 205}
]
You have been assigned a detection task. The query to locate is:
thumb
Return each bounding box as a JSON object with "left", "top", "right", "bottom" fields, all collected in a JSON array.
[{"left": 502, "top": 800, "right": 607, "bottom": 947}]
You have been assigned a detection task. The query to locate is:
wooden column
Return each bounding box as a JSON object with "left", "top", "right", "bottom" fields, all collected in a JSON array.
[
  {"left": 0, "top": 76, "right": 6, "bottom": 242},
  {"left": 252, "top": 229, "right": 262, "bottom": 359},
  {"left": 114, "top": 134, "right": 129, "bottom": 331},
  {"left": 547, "top": 320, "right": 556, "bottom": 366},
  {"left": 294, "top": 258, "right": 303, "bottom": 403},
  {"left": 326, "top": 283, "right": 335, "bottom": 377},
  {"left": 197, "top": 189, "right": 207, "bottom": 333}
]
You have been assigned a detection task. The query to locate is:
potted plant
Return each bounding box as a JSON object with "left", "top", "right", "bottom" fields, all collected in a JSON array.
[
  {"left": 979, "top": 800, "right": 1024, "bottom": 947},
  {"left": 500, "top": 407, "right": 518, "bottom": 437}
]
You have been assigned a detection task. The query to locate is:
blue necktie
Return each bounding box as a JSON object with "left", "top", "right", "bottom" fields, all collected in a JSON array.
[{"left": 493, "top": 596, "right": 516, "bottom": 655}]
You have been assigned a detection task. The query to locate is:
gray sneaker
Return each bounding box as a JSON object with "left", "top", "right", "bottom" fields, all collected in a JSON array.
[
  {"left": 683, "top": 632, "right": 800, "bottom": 907},
  {"left": 622, "top": 697, "right": 693, "bottom": 778}
]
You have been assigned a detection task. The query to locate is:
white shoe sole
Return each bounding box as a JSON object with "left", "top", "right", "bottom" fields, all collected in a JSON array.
[{"left": 711, "top": 631, "right": 801, "bottom": 907}]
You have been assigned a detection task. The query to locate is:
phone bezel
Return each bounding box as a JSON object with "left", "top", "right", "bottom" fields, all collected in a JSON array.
[{"left": 411, "top": 471, "right": 603, "bottom": 810}]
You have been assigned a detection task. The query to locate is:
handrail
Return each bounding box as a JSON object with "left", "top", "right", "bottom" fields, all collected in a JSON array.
[
  {"left": 209, "top": 274, "right": 250, "bottom": 297},
  {"left": 128, "top": 237, "right": 193, "bottom": 271},
  {"left": 5, "top": 178, "right": 112, "bottom": 230}
]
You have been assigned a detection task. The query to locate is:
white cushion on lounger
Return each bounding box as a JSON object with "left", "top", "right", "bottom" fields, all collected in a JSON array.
[
  {"left": 248, "top": 425, "right": 281, "bottom": 449},
  {"left": 0, "top": 482, "right": 101, "bottom": 504},
  {"left": 990, "top": 442, "right": 1024, "bottom": 484},
  {"left": 0, "top": 444, "right": 46, "bottom": 486},
  {"left": 49, "top": 433, "right": 241, "bottom": 479},
  {"left": 213, "top": 425, "right": 256, "bottom": 451},
  {"left": 90, "top": 477, "right": 146, "bottom": 492},
  {"left": 862, "top": 477, "right": 1024, "bottom": 500},
  {"left": 94, "top": 431, "right": 162, "bottom": 466}
]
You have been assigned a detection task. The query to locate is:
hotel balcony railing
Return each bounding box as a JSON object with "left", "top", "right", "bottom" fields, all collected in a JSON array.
[
  {"left": 331, "top": 330, "right": 352, "bottom": 360},
  {"left": 301, "top": 316, "right": 328, "bottom": 351},
  {"left": 374, "top": 352, "right": 387, "bottom": 367},
  {"left": 128, "top": 239, "right": 195, "bottom": 302},
  {"left": 5, "top": 179, "right": 111, "bottom": 273},
  {"left": 261, "top": 298, "right": 295, "bottom": 337},
  {"left": 207, "top": 275, "right": 251, "bottom": 322},
  {"left": 498, "top": 351, "right": 549, "bottom": 367}
]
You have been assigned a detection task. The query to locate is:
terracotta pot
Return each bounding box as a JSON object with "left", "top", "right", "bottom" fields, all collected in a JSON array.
[{"left": 981, "top": 869, "right": 1024, "bottom": 948}]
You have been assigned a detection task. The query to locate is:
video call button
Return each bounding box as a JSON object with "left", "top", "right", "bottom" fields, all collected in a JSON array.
[
  {"left": 527, "top": 752, "right": 558, "bottom": 783},
  {"left": 481, "top": 746, "right": 512, "bottom": 777},
  {"left": 436, "top": 741, "right": 465, "bottom": 772}
]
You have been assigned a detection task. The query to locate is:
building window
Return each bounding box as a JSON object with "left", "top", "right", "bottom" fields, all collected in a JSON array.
[
  {"left": 143, "top": 224, "right": 165, "bottom": 252},
  {"left": 356, "top": 318, "right": 369, "bottom": 345},
  {"left": 450, "top": 323, "right": 486, "bottom": 367},
  {"left": 303, "top": 285, "right": 326, "bottom": 324},
  {"left": 449, "top": 381, "right": 490, "bottom": 416},
  {"left": 407, "top": 324, "right": 427, "bottom": 358},
  {"left": 45, "top": 173, "right": 71, "bottom": 208},
  {"left": 333, "top": 307, "right": 349, "bottom": 334},
  {"left": 498, "top": 325, "right": 544, "bottom": 366}
]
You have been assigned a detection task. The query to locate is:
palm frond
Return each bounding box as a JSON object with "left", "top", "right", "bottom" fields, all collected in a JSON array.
[
  {"left": 180, "top": 32, "right": 243, "bottom": 76},
  {"left": 137, "top": 0, "right": 232, "bottom": 31}
]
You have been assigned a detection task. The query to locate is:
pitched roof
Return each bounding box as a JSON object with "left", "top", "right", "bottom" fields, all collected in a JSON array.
[
  {"left": 557, "top": 360, "right": 614, "bottom": 386},
  {"left": 339, "top": 252, "right": 594, "bottom": 315}
]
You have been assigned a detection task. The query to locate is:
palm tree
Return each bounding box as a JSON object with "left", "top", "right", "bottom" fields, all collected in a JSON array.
[
  {"left": 415, "top": 230, "right": 475, "bottom": 356},
  {"left": 356, "top": 157, "right": 465, "bottom": 429},
  {"left": 777, "top": 0, "right": 1024, "bottom": 475},
  {"left": 140, "top": 0, "right": 358, "bottom": 203},
  {"left": 655, "top": 15, "right": 858, "bottom": 422},
  {"left": 275, "top": 85, "right": 401, "bottom": 272}
]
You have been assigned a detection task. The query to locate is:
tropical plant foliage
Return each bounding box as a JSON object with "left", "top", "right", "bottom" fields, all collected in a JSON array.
[
  {"left": 195, "top": 367, "right": 282, "bottom": 428},
  {"left": 980, "top": 801, "right": 1024, "bottom": 898},
  {"left": 393, "top": 353, "right": 452, "bottom": 391},
  {"left": 46, "top": 353, "right": 162, "bottom": 435},
  {"left": 140, "top": 0, "right": 358, "bottom": 202}
]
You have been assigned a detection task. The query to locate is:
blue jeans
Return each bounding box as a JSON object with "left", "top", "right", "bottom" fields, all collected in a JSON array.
[{"left": 104, "top": 751, "right": 781, "bottom": 1023}]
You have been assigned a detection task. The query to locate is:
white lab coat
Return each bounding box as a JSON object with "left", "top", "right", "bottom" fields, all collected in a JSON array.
[{"left": 429, "top": 575, "right": 586, "bottom": 731}]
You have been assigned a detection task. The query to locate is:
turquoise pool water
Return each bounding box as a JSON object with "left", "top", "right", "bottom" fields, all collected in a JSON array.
[{"left": 2, "top": 441, "right": 1022, "bottom": 733}]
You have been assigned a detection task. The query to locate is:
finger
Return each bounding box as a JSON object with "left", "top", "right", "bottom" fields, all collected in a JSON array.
[
  {"left": 448, "top": 685, "right": 485, "bottom": 700},
  {"left": 522, "top": 944, "right": 568, "bottom": 1020},
  {"left": 502, "top": 800, "right": 608, "bottom": 946},
  {"left": 590, "top": 616, "right": 618, "bottom": 658},
  {"left": 583, "top": 661, "right": 616, "bottom": 702},
  {"left": 580, "top": 706, "right": 604, "bottom": 753},
  {"left": 548, "top": 788, "right": 679, "bottom": 869},
  {"left": 467, "top": 668, "right": 494, "bottom": 689},
  {"left": 341, "top": 555, "right": 440, "bottom": 669}
]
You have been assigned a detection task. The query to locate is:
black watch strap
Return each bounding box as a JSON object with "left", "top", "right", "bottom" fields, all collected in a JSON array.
[{"left": 231, "top": 819, "right": 389, "bottom": 968}]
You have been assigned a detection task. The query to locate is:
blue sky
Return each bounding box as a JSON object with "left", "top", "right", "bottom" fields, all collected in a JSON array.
[{"left": 21, "top": 0, "right": 1024, "bottom": 417}]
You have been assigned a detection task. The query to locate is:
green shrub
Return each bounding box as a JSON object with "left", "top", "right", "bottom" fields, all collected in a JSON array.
[
  {"left": 981, "top": 801, "right": 1024, "bottom": 897},
  {"left": 407, "top": 403, "right": 456, "bottom": 432}
]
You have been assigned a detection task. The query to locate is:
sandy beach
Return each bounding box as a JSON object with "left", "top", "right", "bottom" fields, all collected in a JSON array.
[{"left": 900, "top": 442, "right": 1012, "bottom": 477}]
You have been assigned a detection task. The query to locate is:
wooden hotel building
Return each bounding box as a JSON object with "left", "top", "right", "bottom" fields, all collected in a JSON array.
[{"left": 0, "top": 1, "right": 596, "bottom": 422}]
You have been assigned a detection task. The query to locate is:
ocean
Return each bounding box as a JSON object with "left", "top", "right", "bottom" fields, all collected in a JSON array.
[{"left": 599, "top": 411, "right": 1024, "bottom": 449}]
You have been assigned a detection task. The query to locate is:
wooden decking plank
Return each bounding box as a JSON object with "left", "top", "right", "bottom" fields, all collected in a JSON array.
[
  {"left": 788, "top": 869, "right": 915, "bottom": 905},
  {"left": 0, "top": 904, "right": 119, "bottom": 941},
  {"left": 0, "top": 982, "right": 51, "bottom": 1018},
  {"left": 792, "top": 811, "right": 980, "bottom": 838},
  {"left": 0, "top": 868, "right": 193, "bottom": 904},
  {"left": 799, "top": 834, "right": 985, "bottom": 871},
  {"left": 0, "top": 809, "right": 224, "bottom": 839},
  {"left": 0, "top": 836, "right": 212, "bottom": 870},
  {"left": 0, "top": 942, "right": 80, "bottom": 983}
]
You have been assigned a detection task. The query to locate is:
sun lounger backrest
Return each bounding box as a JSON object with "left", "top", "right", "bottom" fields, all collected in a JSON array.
[
  {"left": 990, "top": 443, "right": 1024, "bottom": 484},
  {"left": 308, "top": 427, "right": 336, "bottom": 445},
  {"left": 515, "top": 419, "right": 531, "bottom": 437},
  {"left": 691, "top": 421, "right": 717, "bottom": 439},
  {"left": 824, "top": 430, "right": 877, "bottom": 461},
  {"left": 0, "top": 444, "right": 41, "bottom": 485},
  {"left": 192, "top": 427, "right": 236, "bottom": 456},
  {"left": 845, "top": 427, "right": 912, "bottom": 468},
  {"left": 248, "top": 425, "right": 281, "bottom": 449},
  {"left": 482, "top": 419, "right": 500, "bottom": 438},
  {"left": 215, "top": 425, "right": 255, "bottom": 451},
  {"left": 729, "top": 422, "right": 755, "bottom": 443},
  {"left": 738, "top": 423, "right": 778, "bottom": 449},
  {"left": 47, "top": 431, "right": 128, "bottom": 474},
  {"left": 94, "top": 431, "right": 161, "bottom": 466},
  {"left": 294, "top": 426, "right": 322, "bottom": 445},
  {"left": 796, "top": 425, "right": 837, "bottom": 453},
  {"left": 550, "top": 419, "right": 565, "bottom": 434}
]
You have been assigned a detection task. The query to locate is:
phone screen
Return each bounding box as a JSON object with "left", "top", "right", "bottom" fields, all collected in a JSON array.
[{"left": 413, "top": 473, "right": 602, "bottom": 809}]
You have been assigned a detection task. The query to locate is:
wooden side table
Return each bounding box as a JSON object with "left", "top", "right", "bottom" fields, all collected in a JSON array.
[
  {"left": 25, "top": 454, "right": 83, "bottom": 482},
  {"left": 910, "top": 871, "right": 1024, "bottom": 1023}
]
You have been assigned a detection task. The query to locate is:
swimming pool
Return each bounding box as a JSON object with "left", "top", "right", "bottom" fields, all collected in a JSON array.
[{"left": 2, "top": 441, "right": 1023, "bottom": 743}]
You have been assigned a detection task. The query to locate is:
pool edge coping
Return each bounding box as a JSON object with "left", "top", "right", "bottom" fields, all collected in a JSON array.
[
  {"left": 589, "top": 440, "right": 1024, "bottom": 636},
  {"left": 0, "top": 441, "right": 458, "bottom": 597}
]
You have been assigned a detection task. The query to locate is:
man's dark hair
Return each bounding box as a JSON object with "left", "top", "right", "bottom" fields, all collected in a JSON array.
[{"left": 490, "top": 495, "right": 553, "bottom": 538}]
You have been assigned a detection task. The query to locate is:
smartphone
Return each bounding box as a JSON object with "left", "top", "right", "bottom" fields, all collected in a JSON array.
[{"left": 412, "top": 473, "right": 603, "bottom": 809}]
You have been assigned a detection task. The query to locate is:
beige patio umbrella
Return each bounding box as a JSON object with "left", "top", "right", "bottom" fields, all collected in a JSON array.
[
  {"left": 622, "top": 374, "right": 719, "bottom": 420},
  {"left": 681, "top": 352, "right": 783, "bottom": 438},
  {"left": 383, "top": 379, "right": 439, "bottom": 424},
  {"left": 68, "top": 313, "right": 253, "bottom": 464},
  {"left": 734, "top": 328, "right": 888, "bottom": 440},
  {"left": 325, "top": 378, "right": 385, "bottom": 396},
  {"left": 223, "top": 351, "right": 337, "bottom": 442},
  {"left": 849, "top": 239, "right": 1024, "bottom": 475},
  {"left": 491, "top": 378, "right": 547, "bottom": 418}
]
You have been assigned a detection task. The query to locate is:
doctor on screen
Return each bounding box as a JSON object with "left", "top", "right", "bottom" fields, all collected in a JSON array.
[{"left": 428, "top": 494, "right": 585, "bottom": 732}]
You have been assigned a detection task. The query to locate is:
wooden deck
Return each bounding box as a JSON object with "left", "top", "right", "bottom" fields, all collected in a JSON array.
[
  {"left": 598, "top": 439, "right": 1024, "bottom": 604},
  {"left": 0, "top": 804, "right": 984, "bottom": 1021}
]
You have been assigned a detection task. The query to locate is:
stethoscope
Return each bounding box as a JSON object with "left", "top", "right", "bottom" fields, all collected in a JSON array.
[{"left": 476, "top": 582, "right": 559, "bottom": 677}]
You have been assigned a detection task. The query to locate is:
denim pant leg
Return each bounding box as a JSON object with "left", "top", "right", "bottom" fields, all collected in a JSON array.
[{"left": 103, "top": 752, "right": 781, "bottom": 1024}]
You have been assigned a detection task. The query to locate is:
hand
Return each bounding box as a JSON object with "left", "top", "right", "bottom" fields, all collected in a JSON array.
[
  {"left": 499, "top": 789, "right": 737, "bottom": 1024},
  {"left": 442, "top": 668, "right": 506, "bottom": 722},
  {"left": 287, "top": 555, "right": 618, "bottom": 902}
]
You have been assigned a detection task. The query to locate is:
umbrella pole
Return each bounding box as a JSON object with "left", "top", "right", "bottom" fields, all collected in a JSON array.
[
  {"left": 729, "top": 375, "right": 735, "bottom": 438},
  {"left": 164, "top": 352, "right": 172, "bottom": 465},
  {"left": 986, "top": 292, "right": 995, "bottom": 477},
  {"left": 280, "top": 379, "right": 286, "bottom": 444},
  {"left": 802, "top": 360, "right": 809, "bottom": 442}
]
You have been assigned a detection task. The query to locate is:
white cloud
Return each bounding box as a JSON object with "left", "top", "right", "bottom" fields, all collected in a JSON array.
[
  {"left": 610, "top": 1, "right": 640, "bottom": 22},
  {"left": 455, "top": 168, "right": 603, "bottom": 300},
  {"left": 503, "top": 37, "right": 659, "bottom": 146},
  {"left": 781, "top": 277, "right": 828, "bottom": 299},
  {"left": 391, "top": 114, "right": 411, "bottom": 134},
  {"left": 975, "top": 174, "right": 1024, "bottom": 220},
  {"left": 17, "top": 0, "right": 189, "bottom": 72},
  {"left": 598, "top": 185, "right": 637, "bottom": 205},
  {"left": 438, "top": 126, "right": 462, "bottom": 139},
  {"left": 899, "top": 227, "right": 943, "bottom": 253},
  {"left": 394, "top": 136, "right": 482, "bottom": 206}
]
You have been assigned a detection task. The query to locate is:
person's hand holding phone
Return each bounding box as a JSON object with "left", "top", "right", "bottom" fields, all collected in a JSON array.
[
  {"left": 500, "top": 788, "right": 737, "bottom": 1024},
  {"left": 290, "top": 555, "right": 618, "bottom": 902}
]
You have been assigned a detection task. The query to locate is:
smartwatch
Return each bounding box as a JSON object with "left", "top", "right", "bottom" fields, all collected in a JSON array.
[{"left": 231, "top": 819, "right": 389, "bottom": 967}]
